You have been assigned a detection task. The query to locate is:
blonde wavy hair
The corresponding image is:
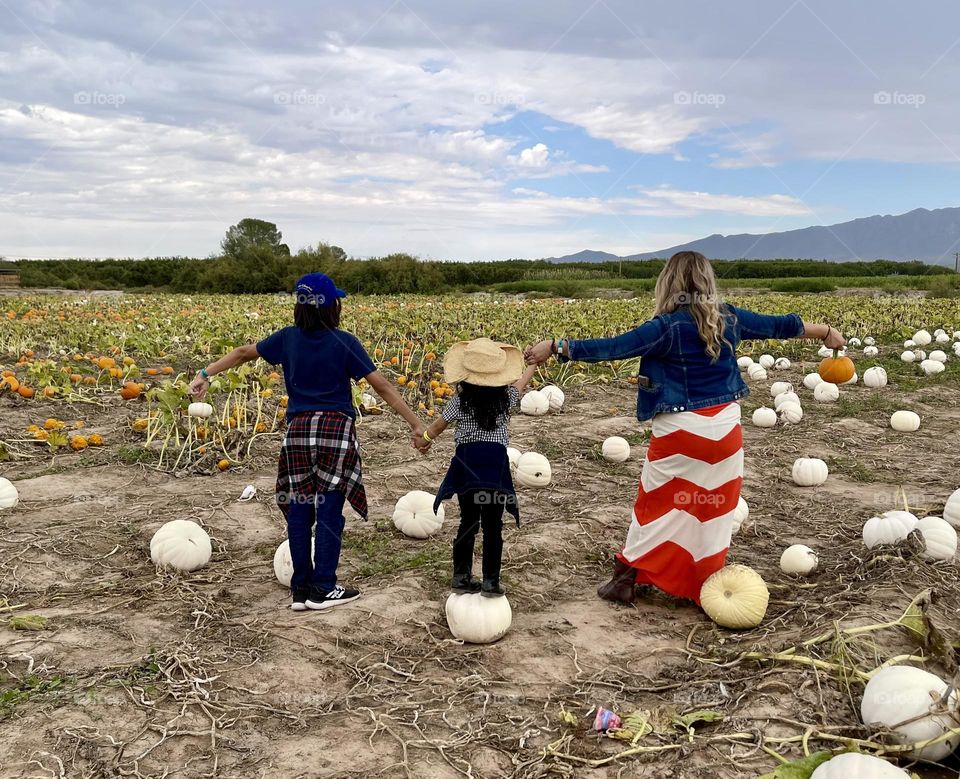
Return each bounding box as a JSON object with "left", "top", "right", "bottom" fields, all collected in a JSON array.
[{"left": 654, "top": 251, "right": 730, "bottom": 360}]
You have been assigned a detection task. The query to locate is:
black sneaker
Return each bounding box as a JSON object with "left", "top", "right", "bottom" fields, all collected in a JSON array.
[
  {"left": 306, "top": 585, "right": 361, "bottom": 610},
  {"left": 481, "top": 579, "right": 506, "bottom": 598},
  {"left": 451, "top": 574, "right": 482, "bottom": 593},
  {"left": 291, "top": 590, "right": 308, "bottom": 612}
]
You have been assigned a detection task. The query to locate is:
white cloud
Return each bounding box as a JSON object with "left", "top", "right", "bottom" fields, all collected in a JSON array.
[{"left": 516, "top": 143, "right": 549, "bottom": 168}]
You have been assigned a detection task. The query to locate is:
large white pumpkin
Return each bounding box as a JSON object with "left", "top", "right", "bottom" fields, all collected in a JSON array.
[
  {"left": 778, "top": 401, "right": 803, "bottom": 425},
  {"left": 514, "top": 452, "right": 552, "bottom": 488},
  {"left": 817, "top": 345, "right": 834, "bottom": 358},
  {"left": 900, "top": 350, "right": 916, "bottom": 363},
  {"left": 810, "top": 753, "right": 908, "bottom": 779},
  {"left": 791, "top": 457, "right": 828, "bottom": 487},
  {"left": 862, "top": 366, "right": 887, "bottom": 388},
  {"left": 889, "top": 410, "right": 920, "bottom": 432},
  {"left": 758, "top": 354, "right": 775, "bottom": 368},
  {"left": 773, "top": 391, "right": 800, "bottom": 409},
  {"left": 904, "top": 339, "right": 916, "bottom": 349},
  {"left": 506, "top": 447, "right": 521, "bottom": 471},
  {"left": 779, "top": 544, "right": 818, "bottom": 575},
  {"left": 0, "top": 477, "right": 18, "bottom": 510},
  {"left": 863, "top": 345, "right": 879, "bottom": 357},
  {"left": 929, "top": 349, "right": 948, "bottom": 363},
  {"left": 445, "top": 592, "right": 512, "bottom": 644},
  {"left": 773, "top": 357, "right": 791, "bottom": 370},
  {"left": 731, "top": 497, "right": 749, "bottom": 534},
  {"left": 540, "top": 385, "right": 565, "bottom": 411},
  {"left": 802, "top": 372, "right": 823, "bottom": 390},
  {"left": 912, "top": 329, "right": 932, "bottom": 346},
  {"left": 840, "top": 372, "right": 858, "bottom": 386},
  {"left": 813, "top": 382, "right": 839, "bottom": 402},
  {"left": 149, "top": 519, "right": 212, "bottom": 572},
  {"left": 700, "top": 565, "right": 769, "bottom": 629},
  {"left": 943, "top": 488, "right": 960, "bottom": 528},
  {"left": 862, "top": 511, "right": 918, "bottom": 549},
  {"left": 392, "top": 490, "right": 445, "bottom": 539},
  {"left": 273, "top": 539, "right": 316, "bottom": 587},
  {"left": 601, "top": 436, "right": 631, "bottom": 463},
  {"left": 188, "top": 402, "right": 214, "bottom": 418},
  {"left": 751, "top": 407, "right": 777, "bottom": 428},
  {"left": 520, "top": 390, "right": 549, "bottom": 416},
  {"left": 860, "top": 665, "right": 958, "bottom": 761},
  {"left": 847, "top": 337, "right": 862, "bottom": 348},
  {"left": 770, "top": 381, "right": 793, "bottom": 398},
  {"left": 916, "top": 516, "right": 957, "bottom": 561},
  {"left": 736, "top": 356, "right": 754, "bottom": 370},
  {"left": 746, "top": 364, "right": 768, "bottom": 381},
  {"left": 920, "top": 359, "right": 945, "bottom": 376},
  {"left": 863, "top": 336, "right": 876, "bottom": 346}
]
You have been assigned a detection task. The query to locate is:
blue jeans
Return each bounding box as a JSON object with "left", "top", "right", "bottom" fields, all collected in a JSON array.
[{"left": 287, "top": 490, "right": 346, "bottom": 594}]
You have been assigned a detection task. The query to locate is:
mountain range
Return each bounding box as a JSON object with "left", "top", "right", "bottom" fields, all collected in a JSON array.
[{"left": 545, "top": 207, "right": 960, "bottom": 265}]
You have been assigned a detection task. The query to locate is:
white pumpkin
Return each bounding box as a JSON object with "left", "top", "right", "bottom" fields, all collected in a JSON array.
[
  {"left": 929, "top": 349, "right": 947, "bottom": 363},
  {"left": 514, "top": 452, "right": 552, "bottom": 488},
  {"left": 520, "top": 390, "right": 549, "bottom": 416},
  {"left": 840, "top": 371, "right": 858, "bottom": 385},
  {"left": 817, "top": 345, "right": 833, "bottom": 358},
  {"left": 0, "top": 477, "right": 18, "bottom": 510},
  {"left": 700, "top": 565, "right": 769, "bottom": 629},
  {"left": 862, "top": 511, "right": 919, "bottom": 548},
  {"left": 746, "top": 364, "right": 768, "bottom": 381},
  {"left": 916, "top": 516, "right": 957, "bottom": 561},
  {"left": 758, "top": 354, "right": 775, "bottom": 369},
  {"left": 773, "top": 357, "right": 791, "bottom": 370},
  {"left": 813, "top": 382, "right": 839, "bottom": 402},
  {"left": 731, "top": 496, "right": 749, "bottom": 534},
  {"left": 862, "top": 366, "right": 887, "bottom": 388},
  {"left": 736, "top": 356, "right": 754, "bottom": 370},
  {"left": 935, "top": 332, "right": 951, "bottom": 343},
  {"left": 914, "top": 349, "right": 927, "bottom": 361},
  {"left": 889, "top": 410, "right": 920, "bottom": 432},
  {"left": 802, "top": 372, "right": 823, "bottom": 390},
  {"left": 863, "top": 345, "right": 879, "bottom": 357},
  {"left": 601, "top": 436, "right": 631, "bottom": 463},
  {"left": 847, "top": 337, "right": 862, "bottom": 348},
  {"left": 792, "top": 457, "right": 828, "bottom": 487},
  {"left": 506, "top": 447, "right": 521, "bottom": 471},
  {"left": 944, "top": 488, "right": 960, "bottom": 528},
  {"left": 810, "top": 753, "right": 909, "bottom": 779},
  {"left": 392, "top": 490, "right": 445, "bottom": 539},
  {"left": 861, "top": 665, "right": 958, "bottom": 761},
  {"left": 904, "top": 339, "right": 916, "bottom": 349},
  {"left": 273, "top": 539, "right": 316, "bottom": 587},
  {"left": 770, "top": 381, "right": 793, "bottom": 398},
  {"left": 934, "top": 328, "right": 947, "bottom": 337},
  {"left": 751, "top": 407, "right": 777, "bottom": 428},
  {"left": 900, "top": 350, "right": 916, "bottom": 364},
  {"left": 954, "top": 330, "right": 960, "bottom": 339},
  {"left": 188, "top": 402, "right": 214, "bottom": 418},
  {"left": 779, "top": 544, "right": 818, "bottom": 575},
  {"left": 864, "top": 336, "right": 876, "bottom": 346},
  {"left": 912, "top": 329, "right": 932, "bottom": 346},
  {"left": 777, "top": 401, "right": 803, "bottom": 425},
  {"left": 920, "top": 359, "right": 945, "bottom": 376},
  {"left": 540, "top": 385, "right": 565, "bottom": 411},
  {"left": 361, "top": 392, "right": 378, "bottom": 408},
  {"left": 445, "top": 592, "right": 512, "bottom": 644},
  {"left": 149, "top": 519, "right": 212, "bottom": 572},
  {"left": 773, "top": 391, "right": 800, "bottom": 409}
]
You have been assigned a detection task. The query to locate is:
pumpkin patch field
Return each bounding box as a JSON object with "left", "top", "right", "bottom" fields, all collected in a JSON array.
[{"left": 1, "top": 290, "right": 960, "bottom": 778}]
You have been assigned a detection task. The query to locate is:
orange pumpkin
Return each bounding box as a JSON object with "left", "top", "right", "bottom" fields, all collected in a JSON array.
[
  {"left": 88, "top": 433, "right": 104, "bottom": 446},
  {"left": 69, "top": 435, "right": 88, "bottom": 451},
  {"left": 161, "top": 366, "right": 174, "bottom": 375},
  {"left": 119, "top": 382, "right": 142, "bottom": 400},
  {"left": 217, "top": 459, "right": 230, "bottom": 471},
  {"left": 818, "top": 351, "right": 855, "bottom": 384},
  {"left": 17, "top": 385, "right": 35, "bottom": 399}
]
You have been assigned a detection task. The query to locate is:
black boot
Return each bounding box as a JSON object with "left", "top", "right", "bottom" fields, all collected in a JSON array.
[
  {"left": 481, "top": 578, "right": 506, "bottom": 598},
  {"left": 451, "top": 573, "right": 481, "bottom": 593},
  {"left": 597, "top": 557, "right": 636, "bottom": 604}
]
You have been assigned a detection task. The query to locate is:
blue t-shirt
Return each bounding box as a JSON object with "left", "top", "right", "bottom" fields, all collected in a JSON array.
[{"left": 256, "top": 327, "right": 376, "bottom": 418}]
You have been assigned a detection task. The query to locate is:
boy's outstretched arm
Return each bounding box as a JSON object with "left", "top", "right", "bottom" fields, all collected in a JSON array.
[
  {"left": 365, "top": 370, "right": 424, "bottom": 436},
  {"left": 513, "top": 364, "right": 538, "bottom": 393},
  {"left": 191, "top": 344, "right": 260, "bottom": 399}
]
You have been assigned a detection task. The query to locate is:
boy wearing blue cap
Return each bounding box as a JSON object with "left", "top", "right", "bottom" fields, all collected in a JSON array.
[{"left": 191, "top": 273, "right": 424, "bottom": 611}]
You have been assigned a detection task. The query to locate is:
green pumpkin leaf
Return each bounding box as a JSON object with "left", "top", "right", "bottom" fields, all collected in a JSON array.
[{"left": 757, "top": 751, "right": 833, "bottom": 779}]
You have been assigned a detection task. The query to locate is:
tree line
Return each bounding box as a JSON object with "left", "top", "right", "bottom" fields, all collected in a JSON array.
[{"left": 1, "top": 218, "right": 953, "bottom": 294}]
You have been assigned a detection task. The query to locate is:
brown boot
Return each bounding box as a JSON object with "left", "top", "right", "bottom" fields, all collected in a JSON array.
[{"left": 597, "top": 557, "right": 637, "bottom": 604}]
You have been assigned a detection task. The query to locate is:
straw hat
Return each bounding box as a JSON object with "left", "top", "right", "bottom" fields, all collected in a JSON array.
[{"left": 443, "top": 338, "right": 524, "bottom": 387}]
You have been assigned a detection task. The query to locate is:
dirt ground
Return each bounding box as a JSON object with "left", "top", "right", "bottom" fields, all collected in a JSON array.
[{"left": 1, "top": 376, "right": 959, "bottom": 779}]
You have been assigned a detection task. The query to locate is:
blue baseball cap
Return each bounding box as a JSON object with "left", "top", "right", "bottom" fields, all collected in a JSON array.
[{"left": 294, "top": 273, "right": 347, "bottom": 307}]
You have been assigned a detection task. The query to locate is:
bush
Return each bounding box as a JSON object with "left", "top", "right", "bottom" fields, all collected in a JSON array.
[{"left": 769, "top": 278, "right": 837, "bottom": 293}]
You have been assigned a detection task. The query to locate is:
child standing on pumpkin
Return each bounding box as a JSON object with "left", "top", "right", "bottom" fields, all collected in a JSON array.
[
  {"left": 190, "top": 273, "right": 424, "bottom": 611},
  {"left": 416, "top": 338, "right": 537, "bottom": 597}
]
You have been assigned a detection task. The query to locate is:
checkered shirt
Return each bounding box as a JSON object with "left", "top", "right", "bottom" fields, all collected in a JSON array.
[{"left": 442, "top": 386, "right": 519, "bottom": 446}]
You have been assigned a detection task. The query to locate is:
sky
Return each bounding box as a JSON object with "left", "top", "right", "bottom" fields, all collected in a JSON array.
[{"left": 1, "top": 0, "right": 959, "bottom": 261}]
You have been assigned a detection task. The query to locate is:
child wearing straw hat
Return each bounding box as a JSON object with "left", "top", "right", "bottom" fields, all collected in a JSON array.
[{"left": 416, "top": 338, "right": 537, "bottom": 597}]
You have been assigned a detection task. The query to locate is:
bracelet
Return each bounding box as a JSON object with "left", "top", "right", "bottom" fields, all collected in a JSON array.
[
  {"left": 200, "top": 368, "right": 209, "bottom": 380},
  {"left": 422, "top": 430, "right": 432, "bottom": 442}
]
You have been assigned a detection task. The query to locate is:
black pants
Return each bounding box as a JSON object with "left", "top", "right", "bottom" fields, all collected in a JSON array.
[{"left": 454, "top": 490, "right": 504, "bottom": 581}]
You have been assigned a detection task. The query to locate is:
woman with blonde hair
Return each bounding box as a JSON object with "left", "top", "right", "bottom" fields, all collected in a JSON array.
[{"left": 525, "top": 251, "right": 845, "bottom": 606}]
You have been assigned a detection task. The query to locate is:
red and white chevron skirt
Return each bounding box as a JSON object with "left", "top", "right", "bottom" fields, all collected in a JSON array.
[{"left": 618, "top": 402, "right": 743, "bottom": 603}]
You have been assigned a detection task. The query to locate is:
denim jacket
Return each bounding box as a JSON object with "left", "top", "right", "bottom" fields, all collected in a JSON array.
[{"left": 564, "top": 305, "right": 804, "bottom": 421}]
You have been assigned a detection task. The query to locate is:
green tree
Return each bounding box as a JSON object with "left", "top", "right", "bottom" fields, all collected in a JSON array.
[{"left": 221, "top": 218, "right": 290, "bottom": 259}]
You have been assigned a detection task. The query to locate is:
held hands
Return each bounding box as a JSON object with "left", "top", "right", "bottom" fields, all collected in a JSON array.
[
  {"left": 189, "top": 373, "right": 209, "bottom": 400},
  {"left": 823, "top": 327, "right": 846, "bottom": 350},
  {"left": 524, "top": 339, "right": 554, "bottom": 365},
  {"left": 411, "top": 423, "right": 431, "bottom": 455}
]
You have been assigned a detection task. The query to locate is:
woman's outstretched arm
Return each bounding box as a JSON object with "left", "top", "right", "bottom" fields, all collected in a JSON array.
[{"left": 525, "top": 318, "right": 670, "bottom": 365}]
